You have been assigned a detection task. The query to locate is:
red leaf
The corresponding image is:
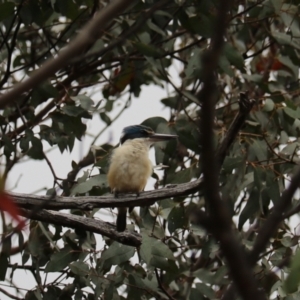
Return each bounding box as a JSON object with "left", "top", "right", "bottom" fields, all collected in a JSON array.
[{"left": 0, "top": 193, "right": 25, "bottom": 230}]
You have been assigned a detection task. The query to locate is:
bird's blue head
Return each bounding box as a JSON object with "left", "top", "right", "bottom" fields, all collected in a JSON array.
[{"left": 120, "top": 125, "right": 177, "bottom": 144}]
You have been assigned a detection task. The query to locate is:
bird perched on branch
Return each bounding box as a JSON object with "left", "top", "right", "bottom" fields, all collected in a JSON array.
[{"left": 107, "top": 124, "right": 177, "bottom": 232}]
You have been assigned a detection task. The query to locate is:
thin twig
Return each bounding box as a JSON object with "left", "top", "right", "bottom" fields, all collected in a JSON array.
[
  {"left": 154, "top": 268, "right": 176, "bottom": 300},
  {"left": 0, "top": 286, "right": 22, "bottom": 300},
  {"left": 43, "top": 153, "right": 63, "bottom": 188}
]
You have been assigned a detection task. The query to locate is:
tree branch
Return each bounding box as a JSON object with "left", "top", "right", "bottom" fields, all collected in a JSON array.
[
  {"left": 20, "top": 209, "right": 141, "bottom": 247},
  {"left": 197, "top": 0, "right": 264, "bottom": 299},
  {"left": 11, "top": 179, "right": 201, "bottom": 210},
  {"left": 155, "top": 268, "right": 176, "bottom": 300},
  {"left": 0, "top": 286, "right": 22, "bottom": 300},
  {"left": 216, "top": 92, "right": 255, "bottom": 167},
  {"left": 222, "top": 165, "right": 300, "bottom": 300},
  {"left": 0, "top": 0, "right": 134, "bottom": 109},
  {"left": 249, "top": 167, "right": 300, "bottom": 264}
]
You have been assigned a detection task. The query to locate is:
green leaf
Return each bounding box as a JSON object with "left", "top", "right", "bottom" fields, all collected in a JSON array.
[
  {"left": 161, "top": 96, "right": 180, "bottom": 109},
  {"left": 43, "top": 286, "right": 62, "bottom": 300},
  {"left": 280, "top": 142, "right": 299, "bottom": 156},
  {"left": 101, "top": 242, "right": 135, "bottom": 268},
  {"left": 223, "top": 43, "right": 245, "bottom": 71},
  {"left": 2, "top": 135, "right": 14, "bottom": 158},
  {"left": 177, "top": 9, "right": 213, "bottom": 37},
  {"left": 272, "top": 32, "right": 300, "bottom": 50},
  {"left": 45, "top": 246, "right": 79, "bottom": 272},
  {"left": 166, "top": 168, "right": 193, "bottom": 184},
  {"left": 185, "top": 49, "right": 202, "bottom": 78},
  {"left": 238, "top": 188, "right": 260, "bottom": 230},
  {"left": 263, "top": 99, "right": 275, "bottom": 112},
  {"left": 219, "top": 55, "right": 234, "bottom": 76},
  {"left": 181, "top": 90, "right": 201, "bottom": 105},
  {"left": 69, "top": 261, "right": 89, "bottom": 276},
  {"left": 194, "top": 282, "right": 215, "bottom": 299},
  {"left": 51, "top": 112, "right": 88, "bottom": 141},
  {"left": 56, "top": 136, "right": 68, "bottom": 153},
  {"left": 241, "top": 172, "right": 254, "bottom": 189},
  {"left": 284, "top": 107, "right": 300, "bottom": 119},
  {"left": 142, "top": 117, "right": 169, "bottom": 132},
  {"left": 127, "top": 275, "right": 148, "bottom": 299},
  {"left": 25, "top": 290, "right": 42, "bottom": 300},
  {"left": 175, "top": 114, "right": 199, "bottom": 153},
  {"left": 70, "top": 174, "right": 107, "bottom": 195},
  {"left": 151, "top": 240, "right": 174, "bottom": 261},
  {"left": 266, "top": 171, "right": 280, "bottom": 204},
  {"left": 140, "top": 233, "right": 156, "bottom": 265},
  {"left": 284, "top": 249, "right": 300, "bottom": 293},
  {"left": 278, "top": 55, "right": 299, "bottom": 78},
  {"left": 71, "top": 95, "right": 94, "bottom": 111},
  {"left": 104, "top": 284, "right": 119, "bottom": 300},
  {"left": 190, "top": 14, "right": 213, "bottom": 37},
  {"left": 250, "top": 139, "right": 267, "bottom": 162},
  {"left": 223, "top": 156, "right": 244, "bottom": 172},
  {"left": 20, "top": 135, "right": 30, "bottom": 152},
  {"left": 0, "top": 2, "right": 15, "bottom": 22},
  {"left": 279, "top": 130, "right": 289, "bottom": 144},
  {"left": 134, "top": 42, "right": 163, "bottom": 58},
  {"left": 62, "top": 105, "right": 85, "bottom": 117},
  {"left": 281, "top": 236, "right": 293, "bottom": 247},
  {"left": 147, "top": 19, "right": 166, "bottom": 36},
  {"left": 242, "top": 74, "right": 263, "bottom": 83},
  {"left": 31, "top": 82, "right": 58, "bottom": 107},
  {"left": 190, "top": 288, "right": 205, "bottom": 300},
  {"left": 56, "top": 0, "right": 80, "bottom": 19},
  {"left": 28, "top": 224, "right": 52, "bottom": 264},
  {"left": 167, "top": 206, "right": 188, "bottom": 233},
  {"left": 27, "top": 137, "right": 44, "bottom": 160},
  {"left": 270, "top": 0, "right": 284, "bottom": 12}
]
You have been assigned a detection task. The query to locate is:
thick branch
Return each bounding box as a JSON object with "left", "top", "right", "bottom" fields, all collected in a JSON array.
[
  {"left": 197, "top": 0, "right": 264, "bottom": 299},
  {"left": 21, "top": 209, "right": 141, "bottom": 247},
  {"left": 11, "top": 179, "right": 201, "bottom": 210},
  {"left": 0, "top": 0, "right": 134, "bottom": 109}
]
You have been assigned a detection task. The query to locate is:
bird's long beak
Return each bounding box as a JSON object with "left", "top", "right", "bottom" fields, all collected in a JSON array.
[{"left": 149, "top": 133, "right": 178, "bottom": 142}]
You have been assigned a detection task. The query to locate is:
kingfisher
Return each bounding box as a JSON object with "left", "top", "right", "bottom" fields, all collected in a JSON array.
[{"left": 107, "top": 124, "right": 177, "bottom": 232}]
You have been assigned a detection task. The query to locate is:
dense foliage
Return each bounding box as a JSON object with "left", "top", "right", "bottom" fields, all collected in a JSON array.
[{"left": 1, "top": 0, "right": 300, "bottom": 299}]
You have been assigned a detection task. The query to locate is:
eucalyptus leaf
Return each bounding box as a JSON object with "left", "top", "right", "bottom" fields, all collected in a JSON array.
[
  {"left": 45, "top": 246, "right": 80, "bottom": 272},
  {"left": 71, "top": 174, "right": 107, "bottom": 195},
  {"left": 285, "top": 249, "right": 300, "bottom": 293}
]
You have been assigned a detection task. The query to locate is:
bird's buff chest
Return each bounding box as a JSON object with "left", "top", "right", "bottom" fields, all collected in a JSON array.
[{"left": 107, "top": 140, "right": 153, "bottom": 193}]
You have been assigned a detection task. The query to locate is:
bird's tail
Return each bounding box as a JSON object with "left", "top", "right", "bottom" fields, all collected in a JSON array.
[{"left": 117, "top": 207, "right": 127, "bottom": 232}]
